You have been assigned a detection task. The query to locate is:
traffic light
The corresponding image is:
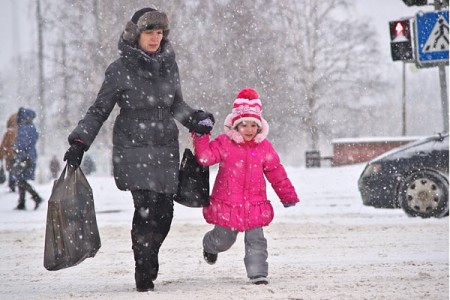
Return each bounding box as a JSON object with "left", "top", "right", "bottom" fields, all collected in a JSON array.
[
  {"left": 389, "top": 19, "right": 414, "bottom": 61},
  {"left": 401, "top": 0, "right": 428, "bottom": 6}
]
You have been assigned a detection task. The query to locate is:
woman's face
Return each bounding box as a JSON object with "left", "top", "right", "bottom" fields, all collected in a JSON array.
[
  {"left": 236, "top": 121, "right": 259, "bottom": 142},
  {"left": 138, "top": 29, "right": 164, "bottom": 53}
]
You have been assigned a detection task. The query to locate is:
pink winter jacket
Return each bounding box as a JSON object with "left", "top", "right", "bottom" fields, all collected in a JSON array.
[{"left": 193, "top": 115, "right": 299, "bottom": 232}]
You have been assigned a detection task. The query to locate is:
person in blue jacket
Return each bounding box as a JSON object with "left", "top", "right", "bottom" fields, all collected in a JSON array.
[{"left": 13, "top": 107, "right": 42, "bottom": 210}]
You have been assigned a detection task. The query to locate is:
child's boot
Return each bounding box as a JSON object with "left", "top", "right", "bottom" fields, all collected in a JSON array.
[
  {"left": 203, "top": 250, "right": 218, "bottom": 265},
  {"left": 250, "top": 276, "right": 269, "bottom": 285}
]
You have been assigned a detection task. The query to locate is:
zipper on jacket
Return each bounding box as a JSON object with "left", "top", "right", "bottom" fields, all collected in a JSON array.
[{"left": 243, "top": 144, "right": 251, "bottom": 198}]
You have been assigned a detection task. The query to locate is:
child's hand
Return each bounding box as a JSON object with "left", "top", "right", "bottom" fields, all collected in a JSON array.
[{"left": 283, "top": 202, "right": 296, "bottom": 208}]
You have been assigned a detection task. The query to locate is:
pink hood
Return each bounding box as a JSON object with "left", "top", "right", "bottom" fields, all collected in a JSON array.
[
  {"left": 223, "top": 113, "right": 269, "bottom": 144},
  {"left": 193, "top": 118, "right": 299, "bottom": 232}
]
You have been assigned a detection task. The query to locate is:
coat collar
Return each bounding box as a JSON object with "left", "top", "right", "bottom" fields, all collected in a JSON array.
[
  {"left": 224, "top": 114, "right": 269, "bottom": 144},
  {"left": 118, "top": 37, "right": 176, "bottom": 79}
]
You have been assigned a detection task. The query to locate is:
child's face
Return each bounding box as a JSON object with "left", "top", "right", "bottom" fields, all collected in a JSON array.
[{"left": 236, "top": 121, "right": 259, "bottom": 141}]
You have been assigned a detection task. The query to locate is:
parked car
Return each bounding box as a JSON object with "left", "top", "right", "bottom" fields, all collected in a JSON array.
[{"left": 358, "top": 132, "right": 449, "bottom": 218}]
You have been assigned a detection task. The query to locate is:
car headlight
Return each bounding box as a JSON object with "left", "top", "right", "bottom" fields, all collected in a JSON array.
[{"left": 362, "top": 163, "right": 381, "bottom": 177}]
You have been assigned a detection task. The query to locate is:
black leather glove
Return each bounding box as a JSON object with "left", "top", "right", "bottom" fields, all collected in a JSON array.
[
  {"left": 283, "top": 202, "right": 297, "bottom": 208},
  {"left": 63, "top": 142, "right": 86, "bottom": 168},
  {"left": 189, "top": 110, "right": 215, "bottom": 134}
]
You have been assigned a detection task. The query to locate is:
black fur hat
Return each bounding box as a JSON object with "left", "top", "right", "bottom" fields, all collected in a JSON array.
[{"left": 122, "top": 7, "right": 170, "bottom": 44}]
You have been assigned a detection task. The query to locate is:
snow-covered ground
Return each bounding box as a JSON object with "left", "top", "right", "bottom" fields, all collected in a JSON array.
[{"left": 0, "top": 164, "right": 448, "bottom": 299}]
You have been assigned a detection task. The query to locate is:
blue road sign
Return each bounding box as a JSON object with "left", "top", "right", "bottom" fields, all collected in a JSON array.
[{"left": 415, "top": 10, "right": 449, "bottom": 64}]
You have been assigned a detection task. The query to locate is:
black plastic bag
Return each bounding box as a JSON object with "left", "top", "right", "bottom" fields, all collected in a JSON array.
[
  {"left": 44, "top": 165, "right": 101, "bottom": 271},
  {"left": 0, "top": 163, "right": 5, "bottom": 184},
  {"left": 174, "top": 148, "right": 210, "bottom": 207}
]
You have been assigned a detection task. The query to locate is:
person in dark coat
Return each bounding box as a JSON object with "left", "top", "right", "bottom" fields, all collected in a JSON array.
[
  {"left": 63, "top": 7, "right": 214, "bottom": 292},
  {"left": 81, "top": 154, "right": 96, "bottom": 175},
  {"left": 49, "top": 155, "right": 61, "bottom": 179},
  {"left": 13, "top": 108, "right": 43, "bottom": 210}
]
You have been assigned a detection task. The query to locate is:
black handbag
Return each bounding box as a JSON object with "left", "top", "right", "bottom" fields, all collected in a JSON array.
[
  {"left": 175, "top": 148, "right": 210, "bottom": 207},
  {"left": 43, "top": 165, "right": 101, "bottom": 271}
]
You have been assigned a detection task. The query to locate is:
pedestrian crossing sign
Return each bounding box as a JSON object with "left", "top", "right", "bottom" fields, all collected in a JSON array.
[{"left": 415, "top": 10, "right": 449, "bottom": 64}]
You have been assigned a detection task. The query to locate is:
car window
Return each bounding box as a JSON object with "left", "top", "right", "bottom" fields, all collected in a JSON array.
[{"left": 378, "top": 133, "right": 448, "bottom": 161}]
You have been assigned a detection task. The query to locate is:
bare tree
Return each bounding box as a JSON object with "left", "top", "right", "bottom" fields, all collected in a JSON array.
[
  {"left": 3, "top": 0, "right": 396, "bottom": 166},
  {"left": 36, "top": 0, "right": 46, "bottom": 154},
  {"left": 276, "top": 0, "right": 385, "bottom": 149}
]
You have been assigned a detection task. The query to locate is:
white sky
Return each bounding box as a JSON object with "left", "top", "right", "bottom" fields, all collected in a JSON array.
[
  {"left": 0, "top": 0, "right": 32, "bottom": 69},
  {"left": 0, "top": 1, "right": 436, "bottom": 70}
]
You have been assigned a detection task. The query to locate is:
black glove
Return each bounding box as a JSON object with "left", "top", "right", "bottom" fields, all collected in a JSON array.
[
  {"left": 63, "top": 142, "right": 86, "bottom": 168},
  {"left": 283, "top": 202, "right": 297, "bottom": 208},
  {"left": 189, "top": 110, "right": 215, "bottom": 135}
]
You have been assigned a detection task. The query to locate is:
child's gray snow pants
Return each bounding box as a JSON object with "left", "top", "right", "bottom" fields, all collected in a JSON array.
[{"left": 203, "top": 225, "right": 268, "bottom": 278}]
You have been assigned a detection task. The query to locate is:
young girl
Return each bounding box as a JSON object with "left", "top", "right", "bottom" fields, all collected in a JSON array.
[{"left": 193, "top": 88, "right": 299, "bottom": 285}]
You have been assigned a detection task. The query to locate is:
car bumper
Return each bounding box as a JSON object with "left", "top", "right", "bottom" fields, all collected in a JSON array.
[{"left": 358, "top": 174, "right": 400, "bottom": 208}]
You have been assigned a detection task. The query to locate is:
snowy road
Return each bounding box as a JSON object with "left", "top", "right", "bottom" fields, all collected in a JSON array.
[{"left": 0, "top": 164, "right": 448, "bottom": 299}]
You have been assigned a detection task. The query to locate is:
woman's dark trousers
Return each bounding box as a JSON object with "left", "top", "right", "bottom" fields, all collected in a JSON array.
[{"left": 130, "top": 190, "right": 174, "bottom": 286}]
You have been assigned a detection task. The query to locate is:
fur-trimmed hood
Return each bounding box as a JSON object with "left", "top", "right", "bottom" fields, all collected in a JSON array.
[{"left": 224, "top": 114, "right": 269, "bottom": 144}]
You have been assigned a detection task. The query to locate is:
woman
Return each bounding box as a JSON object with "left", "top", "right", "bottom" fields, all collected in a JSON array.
[
  {"left": 0, "top": 113, "right": 18, "bottom": 192},
  {"left": 63, "top": 7, "right": 214, "bottom": 292},
  {"left": 13, "top": 108, "right": 43, "bottom": 210}
]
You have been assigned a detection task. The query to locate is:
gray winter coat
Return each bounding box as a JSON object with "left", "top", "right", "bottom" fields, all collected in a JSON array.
[{"left": 68, "top": 37, "right": 195, "bottom": 193}]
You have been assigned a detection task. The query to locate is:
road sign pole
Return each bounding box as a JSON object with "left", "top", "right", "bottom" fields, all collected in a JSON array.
[
  {"left": 402, "top": 62, "right": 407, "bottom": 135},
  {"left": 434, "top": 1, "right": 449, "bottom": 132},
  {"left": 438, "top": 65, "right": 449, "bottom": 132}
]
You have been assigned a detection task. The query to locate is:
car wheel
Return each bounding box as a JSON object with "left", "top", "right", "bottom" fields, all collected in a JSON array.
[{"left": 398, "top": 170, "right": 449, "bottom": 218}]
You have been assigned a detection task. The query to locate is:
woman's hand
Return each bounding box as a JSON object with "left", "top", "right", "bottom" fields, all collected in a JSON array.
[
  {"left": 63, "top": 141, "right": 86, "bottom": 168},
  {"left": 190, "top": 110, "right": 215, "bottom": 135}
]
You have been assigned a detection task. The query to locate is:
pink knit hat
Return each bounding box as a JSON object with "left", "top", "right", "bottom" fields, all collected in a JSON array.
[{"left": 231, "top": 88, "right": 262, "bottom": 128}]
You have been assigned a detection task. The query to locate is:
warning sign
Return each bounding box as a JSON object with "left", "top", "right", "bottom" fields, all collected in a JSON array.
[
  {"left": 423, "top": 16, "right": 449, "bottom": 52},
  {"left": 416, "top": 10, "right": 449, "bottom": 64}
]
